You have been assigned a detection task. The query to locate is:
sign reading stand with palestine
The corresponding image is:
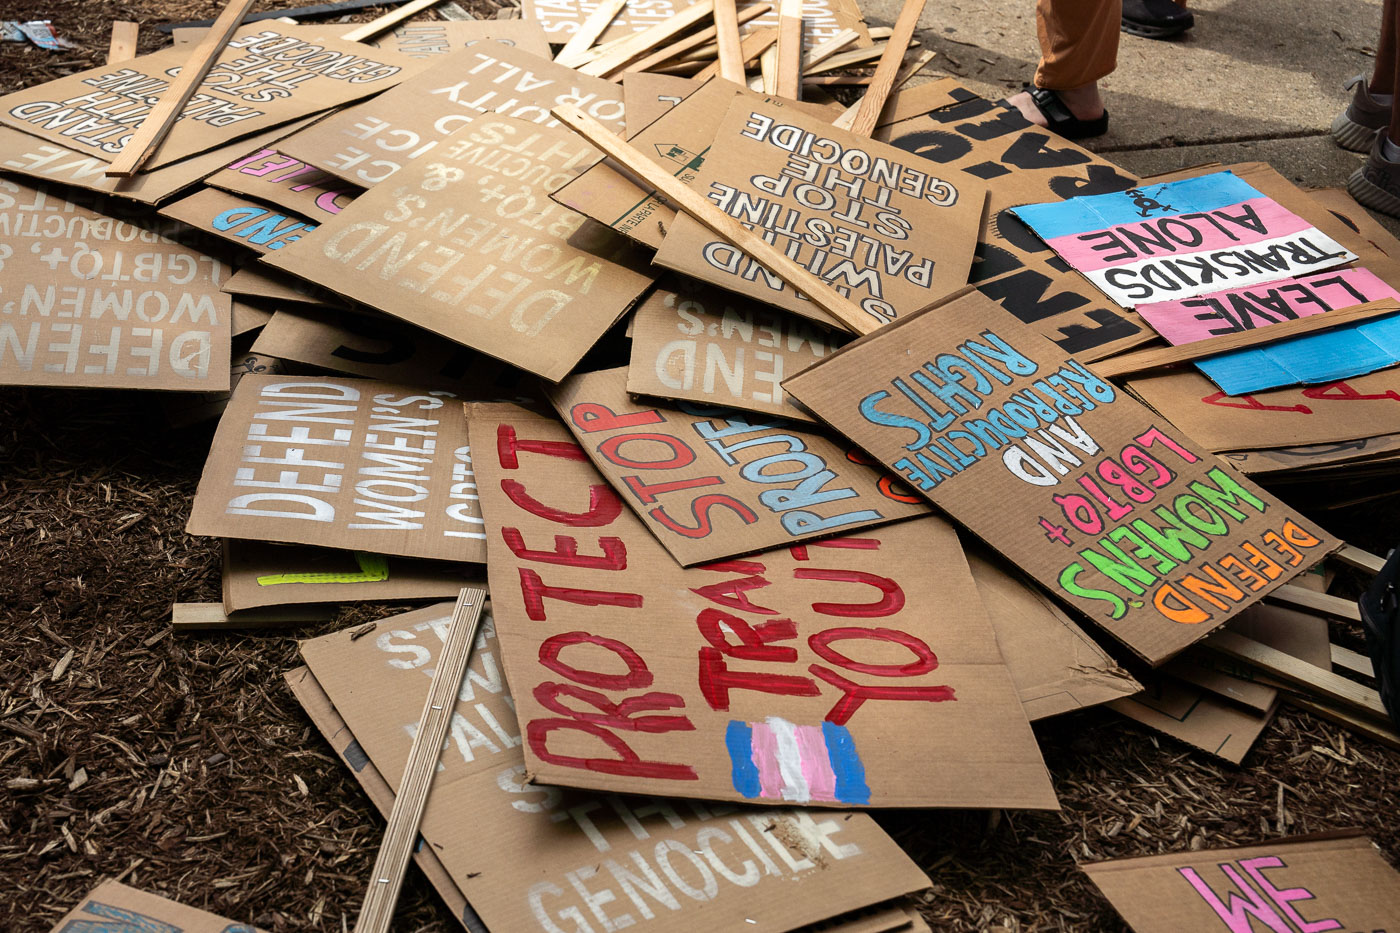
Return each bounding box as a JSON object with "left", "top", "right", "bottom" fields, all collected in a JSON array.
[
  {"left": 653, "top": 99, "right": 986, "bottom": 330},
  {"left": 783, "top": 289, "right": 1339, "bottom": 664},
  {"left": 469, "top": 402, "right": 1056, "bottom": 810}
]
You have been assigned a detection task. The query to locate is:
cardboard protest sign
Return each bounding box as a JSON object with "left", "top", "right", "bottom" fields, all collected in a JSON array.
[
  {"left": 547, "top": 366, "right": 931, "bottom": 565},
  {"left": 651, "top": 99, "right": 985, "bottom": 330},
  {"left": 276, "top": 44, "right": 626, "bottom": 188},
  {"left": 1011, "top": 172, "right": 1356, "bottom": 309},
  {"left": 250, "top": 305, "right": 529, "bottom": 397},
  {"left": 231, "top": 299, "right": 273, "bottom": 336},
  {"left": 223, "top": 539, "right": 481, "bottom": 611},
  {"left": 0, "top": 116, "right": 318, "bottom": 205},
  {"left": 207, "top": 148, "right": 360, "bottom": 220},
  {"left": 622, "top": 72, "right": 701, "bottom": 137},
  {"left": 161, "top": 187, "right": 320, "bottom": 255},
  {"left": 186, "top": 375, "right": 487, "bottom": 562},
  {"left": 1126, "top": 367, "right": 1400, "bottom": 452},
  {"left": 364, "top": 19, "right": 552, "bottom": 60},
  {"left": 0, "top": 178, "right": 232, "bottom": 391},
  {"left": 627, "top": 278, "right": 844, "bottom": 423},
  {"left": 264, "top": 117, "right": 652, "bottom": 382},
  {"left": 0, "top": 26, "right": 413, "bottom": 170},
  {"left": 1081, "top": 832, "right": 1400, "bottom": 933},
  {"left": 222, "top": 263, "right": 331, "bottom": 305},
  {"left": 783, "top": 288, "right": 1340, "bottom": 664},
  {"left": 296, "top": 601, "right": 936, "bottom": 932},
  {"left": 50, "top": 880, "right": 265, "bottom": 933},
  {"left": 470, "top": 402, "right": 1055, "bottom": 809},
  {"left": 553, "top": 81, "right": 849, "bottom": 252},
  {"left": 523, "top": 0, "right": 870, "bottom": 51},
  {"left": 165, "top": 350, "right": 283, "bottom": 429},
  {"left": 1108, "top": 674, "right": 1277, "bottom": 764},
  {"left": 964, "top": 543, "right": 1141, "bottom": 720}
]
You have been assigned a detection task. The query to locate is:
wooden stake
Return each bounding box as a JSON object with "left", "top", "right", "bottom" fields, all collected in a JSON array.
[
  {"left": 341, "top": 0, "right": 441, "bottom": 41},
  {"left": 846, "top": 0, "right": 926, "bottom": 137},
  {"left": 804, "top": 41, "right": 897, "bottom": 76},
  {"left": 1091, "top": 300, "right": 1400, "bottom": 379},
  {"left": 1331, "top": 643, "right": 1376, "bottom": 679},
  {"left": 579, "top": 0, "right": 717, "bottom": 77},
  {"left": 554, "top": 0, "right": 628, "bottom": 66},
  {"left": 758, "top": 44, "right": 778, "bottom": 93},
  {"left": 353, "top": 587, "right": 488, "bottom": 933},
  {"left": 553, "top": 104, "right": 878, "bottom": 335},
  {"left": 773, "top": 0, "right": 803, "bottom": 98},
  {"left": 831, "top": 48, "right": 935, "bottom": 133},
  {"left": 714, "top": 0, "right": 746, "bottom": 83},
  {"left": 104, "top": 0, "right": 256, "bottom": 177},
  {"left": 1335, "top": 543, "right": 1388, "bottom": 575},
  {"left": 1267, "top": 583, "right": 1363, "bottom": 623},
  {"left": 1208, "top": 630, "right": 1387, "bottom": 722},
  {"left": 621, "top": 6, "right": 770, "bottom": 76},
  {"left": 107, "top": 21, "right": 140, "bottom": 65},
  {"left": 693, "top": 27, "right": 776, "bottom": 81},
  {"left": 801, "top": 27, "right": 860, "bottom": 70}
]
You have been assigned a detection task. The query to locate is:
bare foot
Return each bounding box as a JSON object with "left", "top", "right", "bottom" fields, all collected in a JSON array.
[{"left": 1005, "top": 83, "right": 1106, "bottom": 127}]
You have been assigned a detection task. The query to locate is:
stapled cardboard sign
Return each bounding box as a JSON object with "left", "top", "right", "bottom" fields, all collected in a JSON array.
[
  {"left": 651, "top": 99, "right": 986, "bottom": 330},
  {"left": 546, "top": 366, "right": 931, "bottom": 565},
  {"left": 223, "top": 539, "right": 481, "bottom": 611},
  {"left": 0, "top": 26, "right": 413, "bottom": 171},
  {"left": 207, "top": 148, "right": 360, "bottom": 220},
  {"left": 783, "top": 288, "right": 1340, "bottom": 665},
  {"left": 964, "top": 542, "right": 1141, "bottom": 720},
  {"left": 161, "top": 187, "right": 321, "bottom": 255},
  {"left": 0, "top": 179, "right": 232, "bottom": 391},
  {"left": 276, "top": 44, "right": 627, "bottom": 188},
  {"left": 469, "top": 402, "right": 1056, "bottom": 809},
  {"left": 523, "top": 0, "right": 870, "bottom": 51},
  {"left": 50, "top": 880, "right": 265, "bottom": 932},
  {"left": 1080, "top": 831, "right": 1400, "bottom": 933},
  {"left": 186, "top": 375, "right": 487, "bottom": 562},
  {"left": 622, "top": 73, "right": 702, "bottom": 137},
  {"left": 296, "top": 601, "right": 937, "bottom": 932},
  {"left": 264, "top": 116, "right": 653, "bottom": 382},
  {"left": 1125, "top": 367, "right": 1400, "bottom": 452},
  {"left": 626, "top": 278, "right": 845, "bottom": 423},
  {"left": 1108, "top": 674, "right": 1277, "bottom": 764}
]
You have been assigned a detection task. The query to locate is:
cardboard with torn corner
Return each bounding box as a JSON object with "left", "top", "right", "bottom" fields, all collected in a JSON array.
[
  {"left": 276, "top": 43, "right": 626, "bottom": 188},
  {"left": 1080, "top": 831, "right": 1400, "bottom": 933},
  {"left": 223, "top": 539, "right": 482, "bottom": 611},
  {"left": 264, "top": 116, "right": 652, "bottom": 382},
  {"left": 626, "top": 277, "right": 845, "bottom": 423},
  {"left": 469, "top": 402, "right": 1057, "bottom": 809},
  {"left": 50, "top": 880, "right": 266, "bottom": 933},
  {"left": 0, "top": 26, "right": 414, "bottom": 170},
  {"left": 650, "top": 98, "right": 985, "bottom": 330},
  {"left": 295, "top": 601, "right": 936, "bottom": 933},
  {"left": 186, "top": 375, "right": 486, "bottom": 562},
  {"left": 783, "top": 288, "right": 1340, "bottom": 665},
  {"left": 0, "top": 178, "right": 232, "bottom": 391},
  {"left": 546, "top": 366, "right": 931, "bottom": 565},
  {"left": 1109, "top": 673, "right": 1277, "bottom": 764}
]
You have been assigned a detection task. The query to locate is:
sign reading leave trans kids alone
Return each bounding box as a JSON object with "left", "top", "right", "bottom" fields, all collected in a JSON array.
[
  {"left": 1011, "top": 172, "right": 1356, "bottom": 308},
  {"left": 783, "top": 289, "right": 1339, "bottom": 665}
]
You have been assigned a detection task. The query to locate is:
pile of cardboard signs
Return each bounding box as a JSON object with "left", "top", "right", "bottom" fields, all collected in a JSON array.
[{"left": 10, "top": 1, "right": 1400, "bottom": 930}]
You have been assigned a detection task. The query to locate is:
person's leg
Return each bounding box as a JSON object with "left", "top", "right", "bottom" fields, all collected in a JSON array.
[
  {"left": 1349, "top": 0, "right": 1400, "bottom": 215},
  {"left": 1006, "top": 0, "right": 1119, "bottom": 129},
  {"left": 1372, "top": 0, "right": 1397, "bottom": 96},
  {"left": 1335, "top": 0, "right": 1397, "bottom": 152}
]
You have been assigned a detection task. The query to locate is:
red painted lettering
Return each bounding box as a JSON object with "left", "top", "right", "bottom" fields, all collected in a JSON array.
[
  {"left": 795, "top": 568, "right": 905, "bottom": 617},
  {"left": 502, "top": 478, "right": 622, "bottom": 527},
  {"left": 650, "top": 495, "right": 758, "bottom": 538},
  {"left": 518, "top": 568, "right": 643, "bottom": 621},
  {"left": 502, "top": 530, "right": 628, "bottom": 569},
  {"left": 526, "top": 719, "right": 699, "bottom": 780},
  {"left": 497, "top": 423, "right": 588, "bottom": 468},
  {"left": 570, "top": 402, "right": 664, "bottom": 433}
]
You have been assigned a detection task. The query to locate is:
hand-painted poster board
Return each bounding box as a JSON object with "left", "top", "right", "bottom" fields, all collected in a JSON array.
[{"left": 49, "top": 880, "right": 264, "bottom": 933}]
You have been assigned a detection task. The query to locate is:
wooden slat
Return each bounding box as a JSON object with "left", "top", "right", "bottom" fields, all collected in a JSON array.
[
  {"left": 714, "top": 0, "right": 747, "bottom": 83},
  {"left": 353, "top": 587, "right": 488, "bottom": 933},
  {"left": 342, "top": 0, "right": 442, "bottom": 41},
  {"left": 555, "top": 0, "right": 628, "bottom": 66},
  {"left": 758, "top": 44, "right": 778, "bottom": 93},
  {"left": 846, "top": 0, "right": 926, "bottom": 137},
  {"left": 107, "top": 21, "right": 140, "bottom": 65},
  {"left": 1331, "top": 643, "right": 1376, "bottom": 678},
  {"left": 831, "top": 48, "right": 934, "bottom": 132},
  {"left": 1335, "top": 543, "right": 1387, "bottom": 575},
  {"left": 693, "top": 26, "right": 776, "bottom": 81},
  {"left": 801, "top": 27, "right": 860, "bottom": 70},
  {"left": 1285, "top": 695, "right": 1400, "bottom": 750},
  {"left": 1207, "top": 630, "right": 1388, "bottom": 722},
  {"left": 804, "top": 40, "right": 892, "bottom": 75},
  {"left": 773, "top": 0, "right": 804, "bottom": 98},
  {"left": 1267, "top": 583, "right": 1363, "bottom": 622},
  {"left": 104, "top": 0, "right": 256, "bottom": 177},
  {"left": 553, "top": 103, "right": 878, "bottom": 335},
  {"left": 579, "top": 0, "right": 717, "bottom": 77},
  {"left": 1092, "top": 299, "right": 1400, "bottom": 379},
  {"left": 623, "top": 4, "right": 770, "bottom": 73}
]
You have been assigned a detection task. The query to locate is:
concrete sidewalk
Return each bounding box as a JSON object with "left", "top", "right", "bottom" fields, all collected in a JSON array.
[{"left": 869, "top": 0, "right": 1383, "bottom": 194}]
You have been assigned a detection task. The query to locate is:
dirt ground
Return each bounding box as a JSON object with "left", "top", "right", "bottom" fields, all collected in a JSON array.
[{"left": 0, "top": 3, "right": 1398, "bottom": 932}]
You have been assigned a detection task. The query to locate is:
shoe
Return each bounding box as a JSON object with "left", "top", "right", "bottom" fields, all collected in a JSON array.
[
  {"left": 1025, "top": 85, "right": 1109, "bottom": 140},
  {"left": 1332, "top": 75, "right": 1392, "bottom": 153},
  {"left": 1347, "top": 134, "right": 1400, "bottom": 219},
  {"left": 1122, "top": 0, "right": 1194, "bottom": 39}
]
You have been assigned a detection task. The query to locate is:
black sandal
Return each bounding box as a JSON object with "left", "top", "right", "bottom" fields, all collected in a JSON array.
[{"left": 1025, "top": 85, "right": 1109, "bottom": 141}]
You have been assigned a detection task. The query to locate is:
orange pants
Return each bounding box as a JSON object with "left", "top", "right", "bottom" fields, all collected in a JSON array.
[{"left": 1034, "top": 0, "right": 1122, "bottom": 90}]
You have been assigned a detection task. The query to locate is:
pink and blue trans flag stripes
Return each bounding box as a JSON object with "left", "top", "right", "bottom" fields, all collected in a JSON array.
[{"left": 726, "top": 717, "right": 870, "bottom": 805}]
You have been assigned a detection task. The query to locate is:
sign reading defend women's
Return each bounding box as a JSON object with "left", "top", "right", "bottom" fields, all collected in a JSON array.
[{"left": 783, "top": 289, "right": 1339, "bottom": 665}]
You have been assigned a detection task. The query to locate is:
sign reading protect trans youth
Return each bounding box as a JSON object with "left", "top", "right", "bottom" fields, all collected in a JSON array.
[{"left": 784, "top": 289, "right": 1339, "bottom": 665}]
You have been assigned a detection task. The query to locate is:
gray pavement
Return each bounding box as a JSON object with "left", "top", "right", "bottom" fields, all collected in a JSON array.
[{"left": 868, "top": 0, "right": 1386, "bottom": 198}]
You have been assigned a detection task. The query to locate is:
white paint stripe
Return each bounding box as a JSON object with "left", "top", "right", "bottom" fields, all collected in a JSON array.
[{"left": 766, "top": 716, "right": 810, "bottom": 803}]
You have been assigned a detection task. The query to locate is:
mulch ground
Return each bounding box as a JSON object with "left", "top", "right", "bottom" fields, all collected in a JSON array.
[{"left": 0, "top": 3, "right": 1398, "bottom": 932}]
